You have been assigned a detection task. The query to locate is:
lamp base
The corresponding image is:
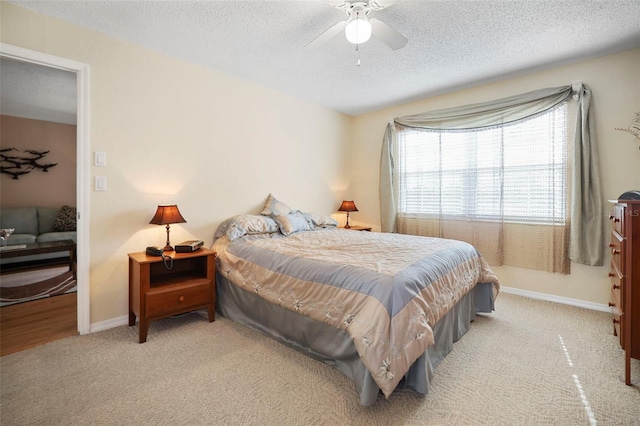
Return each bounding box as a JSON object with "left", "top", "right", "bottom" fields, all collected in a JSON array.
[
  {"left": 344, "top": 224, "right": 351, "bottom": 229},
  {"left": 163, "top": 224, "right": 174, "bottom": 252}
]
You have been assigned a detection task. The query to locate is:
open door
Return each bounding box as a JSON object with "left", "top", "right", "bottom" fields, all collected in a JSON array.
[{"left": 0, "top": 43, "right": 90, "bottom": 338}]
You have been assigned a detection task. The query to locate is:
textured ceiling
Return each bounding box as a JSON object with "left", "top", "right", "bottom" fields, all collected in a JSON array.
[
  {"left": 0, "top": 58, "right": 77, "bottom": 125},
  {"left": 4, "top": 0, "right": 640, "bottom": 117}
]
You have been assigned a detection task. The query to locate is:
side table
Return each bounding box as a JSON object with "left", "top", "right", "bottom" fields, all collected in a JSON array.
[{"left": 128, "top": 248, "right": 216, "bottom": 343}]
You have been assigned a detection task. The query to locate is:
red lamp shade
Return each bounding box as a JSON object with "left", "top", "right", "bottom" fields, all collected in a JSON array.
[
  {"left": 150, "top": 205, "right": 186, "bottom": 252},
  {"left": 338, "top": 200, "right": 358, "bottom": 229}
]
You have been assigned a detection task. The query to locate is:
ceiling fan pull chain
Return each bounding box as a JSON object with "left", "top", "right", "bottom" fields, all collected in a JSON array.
[{"left": 356, "top": 44, "right": 361, "bottom": 66}]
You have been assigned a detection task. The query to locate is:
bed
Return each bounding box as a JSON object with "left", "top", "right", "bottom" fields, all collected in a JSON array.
[{"left": 212, "top": 199, "right": 499, "bottom": 405}]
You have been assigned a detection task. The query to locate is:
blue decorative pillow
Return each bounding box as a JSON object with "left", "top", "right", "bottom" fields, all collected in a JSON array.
[{"left": 271, "top": 210, "right": 312, "bottom": 236}]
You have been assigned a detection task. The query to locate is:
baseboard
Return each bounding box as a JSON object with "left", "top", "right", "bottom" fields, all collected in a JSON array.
[
  {"left": 500, "top": 286, "right": 610, "bottom": 313},
  {"left": 87, "top": 289, "right": 609, "bottom": 334},
  {"left": 90, "top": 315, "right": 129, "bottom": 333}
]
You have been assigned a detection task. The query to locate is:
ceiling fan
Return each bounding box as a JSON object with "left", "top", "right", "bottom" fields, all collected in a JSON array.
[{"left": 305, "top": 1, "right": 408, "bottom": 50}]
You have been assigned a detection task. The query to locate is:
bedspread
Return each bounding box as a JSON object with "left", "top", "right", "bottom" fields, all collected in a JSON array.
[{"left": 213, "top": 229, "right": 499, "bottom": 398}]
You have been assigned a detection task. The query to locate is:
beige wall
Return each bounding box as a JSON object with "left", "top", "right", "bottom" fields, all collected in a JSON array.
[
  {"left": 1, "top": 2, "right": 352, "bottom": 324},
  {"left": 2, "top": 1, "right": 638, "bottom": 326},
  {"left": 351, "top": 48, "right": 640, "bottom": 305},
  {"left": 1, "top": 115, "right": 77, "bottom": 208}
]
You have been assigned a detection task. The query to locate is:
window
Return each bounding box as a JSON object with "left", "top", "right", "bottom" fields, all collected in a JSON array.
[
  {"left": 395, "top": 102, "right": 568, "bottom": 225},
  {"left": 381, "top": 84, "right": 602, "bottom": 270}
]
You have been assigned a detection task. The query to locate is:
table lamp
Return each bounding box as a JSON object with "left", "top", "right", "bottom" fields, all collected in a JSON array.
[
  {"left": 149, "top": 205, "right": 186, "bottom": 252},
  {"left": 338, "top": 200, "right": 359, "bottom": 229}
]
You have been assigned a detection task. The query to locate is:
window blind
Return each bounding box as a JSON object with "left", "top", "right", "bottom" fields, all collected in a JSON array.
[{"left": 396, "top": 103, "right": 568, "bottom": 225}]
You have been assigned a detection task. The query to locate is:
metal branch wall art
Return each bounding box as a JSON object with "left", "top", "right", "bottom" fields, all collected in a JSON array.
[
  {"left": 0, "top": 148, "right": 59, "bottom": 179},
  {"left": 615, "top": 111, "right": 640, "bottom": 150}
]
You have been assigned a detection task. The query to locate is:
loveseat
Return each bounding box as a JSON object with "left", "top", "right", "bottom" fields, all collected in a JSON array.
[{"left": 0, "top": 206, "right": 77, "bottom": 245}]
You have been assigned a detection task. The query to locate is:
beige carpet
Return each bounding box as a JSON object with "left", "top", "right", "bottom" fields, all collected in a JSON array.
[{"left": 1, "top": 293, "right": 639, "bottom": 425}]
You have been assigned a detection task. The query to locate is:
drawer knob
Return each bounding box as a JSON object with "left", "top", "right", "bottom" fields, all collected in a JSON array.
[
  {"left": 608, "top": 272, "right": 615, "bottom": 277},
  {"left": 609, "top": 302, "right": 615, "bottom": 307},
  {"left": 608, "top": 242, "right": 615, "bottom": 248},
  {"left": 613, "top": 284, "right": 621, "bottom": 290},
  {"left": 179, "top": 296, "right": 185, "bottom": 303},
  {"left": 612, "top": 248, "right": 621, "bottom": 255}
]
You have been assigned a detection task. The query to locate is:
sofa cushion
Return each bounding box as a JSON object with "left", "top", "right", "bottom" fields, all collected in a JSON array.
[
  {"left": 52, "top": 206, "right": 77, "bottom": 232},
  {"left": 6, "top": 234, "right": 37, "bottom": 245},
  {"left": 38, "top": 207, "right": 60, "bottom": 234},
  {"left": 37, "top": 232, "right": 77, "bottom": 243},
  {"left": 0, "top": 207, "right": 38, "bottom": 235}
]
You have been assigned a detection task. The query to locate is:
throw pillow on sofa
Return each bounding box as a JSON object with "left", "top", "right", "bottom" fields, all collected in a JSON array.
[{"left": 52, "top": 205, "right": 77, "bottom": 232}]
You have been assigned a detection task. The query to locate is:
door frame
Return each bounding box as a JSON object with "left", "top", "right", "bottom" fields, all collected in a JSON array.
[{"left": 1, "top": 43, "right": 91, "bottom": 334}]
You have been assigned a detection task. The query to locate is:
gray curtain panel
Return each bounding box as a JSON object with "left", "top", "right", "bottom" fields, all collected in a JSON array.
[{"left": 569, "top": 85, "right": 604, "bottom": 266}]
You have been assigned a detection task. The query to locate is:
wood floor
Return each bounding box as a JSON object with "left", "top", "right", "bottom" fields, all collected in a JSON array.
[{"left": 1, "top": 293, "right": 78, "bottom": 356}]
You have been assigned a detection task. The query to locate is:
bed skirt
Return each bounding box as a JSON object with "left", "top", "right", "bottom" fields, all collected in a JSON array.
[{"left": 216, "top": 272, "right": 494, "bottom": 406}]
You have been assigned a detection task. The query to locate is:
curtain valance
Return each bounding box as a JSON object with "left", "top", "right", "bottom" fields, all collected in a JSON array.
[{"left": 394, "top": 86, "right": 572, "bottom": 130}]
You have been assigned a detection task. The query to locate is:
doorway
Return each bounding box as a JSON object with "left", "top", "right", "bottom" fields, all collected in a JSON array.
[{"left": 0, "top": 43, "right": 90, "bottom": 339}]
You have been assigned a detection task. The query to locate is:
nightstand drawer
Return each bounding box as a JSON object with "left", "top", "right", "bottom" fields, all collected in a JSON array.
[{"left": 145, "top": 281, "right": 210, "bottom": 319}]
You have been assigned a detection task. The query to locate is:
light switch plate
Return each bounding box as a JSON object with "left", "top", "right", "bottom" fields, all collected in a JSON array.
[
  {"left": 94, "top": 151, "right": 106, "bottom": 167},
  {"left": 95, "top": 176, "right": 107, "bottom": 191}
]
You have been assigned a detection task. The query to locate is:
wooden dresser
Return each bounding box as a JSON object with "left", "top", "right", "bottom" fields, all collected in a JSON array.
[{"left": 608, "top": 199, "right": 640, "bottom": 385}]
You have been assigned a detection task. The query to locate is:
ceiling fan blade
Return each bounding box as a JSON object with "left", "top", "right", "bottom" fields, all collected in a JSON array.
[
  {"left": 370, "top": 18, "right": 408, "bottom": 50},
  {"left": 369, "top": 0, "right": 397, "bottom": 10},
  {"left": 304, "top": 21, "right": 348, "bottom": 50}
]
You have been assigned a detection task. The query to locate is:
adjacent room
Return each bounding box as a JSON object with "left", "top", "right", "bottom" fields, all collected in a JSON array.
[{"left": 1, "top": 0, "right": 639, "bottom": 424}]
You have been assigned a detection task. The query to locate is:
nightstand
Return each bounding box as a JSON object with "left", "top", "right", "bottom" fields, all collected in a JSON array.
[
  {"left": 342, "top": 226, "right": 372, "bottom": 231},
  {"left": 128, "top": 248, "right": 216, "bottom": 343}
]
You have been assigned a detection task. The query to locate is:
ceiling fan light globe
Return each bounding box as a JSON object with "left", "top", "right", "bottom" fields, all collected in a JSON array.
[{"left": 345, "top": 17, "right": 372, "bottom": 44}]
